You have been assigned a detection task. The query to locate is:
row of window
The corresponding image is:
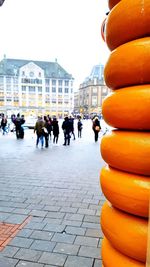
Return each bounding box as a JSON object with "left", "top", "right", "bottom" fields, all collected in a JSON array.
[
  {"left": 22, "top": 86, "right": 71, "bottom": 94},
  {"left": 0, "top": 77, "right": 70, "bottom": 87}
]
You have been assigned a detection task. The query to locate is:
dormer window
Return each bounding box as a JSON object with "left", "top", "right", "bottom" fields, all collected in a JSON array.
[
  {"left": 39, "top": 72, "right": 41, "bottom": 77},
  {"left": 29, "top": 71, "right": 34, "bottom": 77}
]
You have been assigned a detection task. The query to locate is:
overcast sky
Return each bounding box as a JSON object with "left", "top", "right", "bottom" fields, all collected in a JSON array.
[{"left": 0, "top": 0, "right": 110, "bottom": 88}]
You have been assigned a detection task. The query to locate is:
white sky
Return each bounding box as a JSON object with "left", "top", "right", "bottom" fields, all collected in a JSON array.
[{"left": 0, "top": 0, "right": 110, "bottom": 89}]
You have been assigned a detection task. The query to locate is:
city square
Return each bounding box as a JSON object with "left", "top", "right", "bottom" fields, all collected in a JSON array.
[{"left": 0, "top": 120, "right": 104, "bottom": 267}]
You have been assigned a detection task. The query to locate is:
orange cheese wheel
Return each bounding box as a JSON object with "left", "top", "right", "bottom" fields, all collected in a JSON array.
[
  {"left": 102, "top": 85, "right": 150, "bottom": 130},
  {"left": 101, "top": 202, "right": 147, "bottom": 262},
  {"left": 106, "top": 0, "right": 150, "bottom": 51},
  {"left": 100, "top": 165, "right": 150, "bottom": 217},
  {"left": 102, "top": 237, "right": 145, "bottom": 267},
  {"left": 108, "top": 0, "right": 121, "bottom": 10},
  {"left": 101, "top": 130, "right": 150, "bottom": 176},
  {"left": 104, "top": 37, "right": 150, "bottom": 89}
]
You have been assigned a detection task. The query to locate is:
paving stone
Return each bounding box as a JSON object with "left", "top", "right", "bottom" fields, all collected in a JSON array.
[
  {"left": 0, "top": 212, "right": 11, "bottom": 221},
  {"left": 43, "top": 218, "right": 63, "bottom": 224},
  {"left": 65, "top": 226, "right": 86, "bottom": 236},
  {"left": 71, "top": 203, "right": 89, "bottom": 209},
  {"left": 78, "top": 246, "right": 100, "bottom": 259},
  {"left": 1, "top": 246, "right": 19, "bottom": 257},
  {"left": 30, "top": 210, "right": 48, "bottom": 217},
  {"left": 0, "top": 256, "right": 18, "bottom": 267},
  {"left": 46, "top": 212, "right": 65, "bottom": 219},
  {"left": 24, "top": 222, "right": 46, "bottom": 230},
  {"left": 74, "top": 236, "right": 99, "bottom": 247},
  {"left": 4, "top": 214, "right": 27, "bottom": 224},
  {"left": 60, "top": 207, "right": 78, "bottom": 213},
  {"left": 51, "top": 233, "right": 76, "bottom": 244},
  {"left": 17, "top": 229, "right": 33, "bottom": 238},
  {"left": 82, "top": 222, "right": 100, "bottom": 230},
  {"left": 64, "top": 255, "right": 93, "bottom": 267},
  {"left": 78, "top": 208, "right": 96, "bottom": 216},
  {"left": 64, "top": 214, "right": 84, "bottom": 221},
  {"left": 38, "top": 252, "right": 67, "bottom": 266},
  {"left": 9, "top": 237, "right": 33, "bottom": 248},
  {"left": 14, "top": 248, "right": 42, "bottom": 262},
  {"left": 62, "top": 220, "right": 82, "bottom": 227},
  {"left": 84, "top": 215, "right": 100, "bottom": 223},
  {"left": 43, "top": 205, "right": 61, "bottom": 212},
  {"left": 16, "top": 261, "right": 44, "bottom": 267},
  {"left": 85, "top": 228, "right": 102, "bottom": 238},
  {"left": 30, "top": 240, "right": 56, "bottom": 252},
  {"left": 12, "top": 208, "right": 31, "bottom": 215},
  {"left": 44, "top": 224, "right": 66, "bottom": 233},
  {"left": 94, "top": 259, "right": 103, "bottom": 267},
  {"left": 53, "top": 243, "right": 79, "bottom": 255},
  {"left": 30, "top": 230, "right": 53, "bottom": 240}
]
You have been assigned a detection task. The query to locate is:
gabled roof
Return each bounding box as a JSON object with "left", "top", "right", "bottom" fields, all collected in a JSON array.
[{"left": 0, "top": 57, "right": 73, "bottom": 79}]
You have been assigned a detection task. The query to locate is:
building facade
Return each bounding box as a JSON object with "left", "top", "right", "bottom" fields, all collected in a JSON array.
[
  {"left": 74, "top": 64, "right": 110, "bottom": 117},
  {"left": 0, "top": 56, "right": 74, "bottom": 118}
]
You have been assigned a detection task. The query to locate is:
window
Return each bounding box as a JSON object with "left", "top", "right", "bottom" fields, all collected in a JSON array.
[
  {"left": 52, "top": 87, "right": 56, "bottom": 93},
  {"left": 58, "top": 87, "right": 62, "bottom": 93},
  {"left": 58, "top": 80, "right": 62, "bottom": 86},
  {"left": 92, "top": 96, "right": 97, "bottom": 106},
  {"left": 45, "top": 79, "right": 50, "bottom": 85},
  {"left": 6, "top": 77, "right": 11, "bottom": 83},
  {"left": 29, "top": 72, "right": 34, "bottom": 77},
  {"left": 46, "top": 87, "right": 50, "bottom": 93},
  {"left": 39, "top": 72, "right": 41, "bottom": 77},
  {"left": 58, "top": 100, "right": 62, "bottom": 104},
  {"left": 29, "top": 86, "right": 36, "bottom": 92},
  {"left": 38, "top": 87, "right": 42, "bottom": 93},
  {"left": 52, "top": 100, "right": 56, "bottom": 103},
  {"left": 65, "top": 80, "right": 69, "bottom": 86},
  {"left": 65, "top": 88, "right": 69, "bottom": 94},
  {"left": 22, "top": 71, "right": 25, "bottom": 76},
  {"left": 52, "top": 79, "right": 56, "bottom": 86},
  {"left": 0, "top": 76, "right": 4, "bottom": 83},
  {"left": 22, "top": 86, "right": 26, "bottom": 91}
]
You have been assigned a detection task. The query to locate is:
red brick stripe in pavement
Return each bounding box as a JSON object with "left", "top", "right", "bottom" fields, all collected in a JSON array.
[{"left": 0, "top": 216, "right": 32, "bottom": 251}]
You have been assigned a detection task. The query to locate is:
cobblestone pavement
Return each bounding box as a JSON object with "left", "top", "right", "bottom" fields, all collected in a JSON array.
[{"left": 0, "top": 120, "right": 105, "bottom": 267}]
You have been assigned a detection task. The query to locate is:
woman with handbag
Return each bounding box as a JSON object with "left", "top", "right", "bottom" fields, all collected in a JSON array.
[{"left": 92, "top": 116, "right": 101, "bottom": 142}]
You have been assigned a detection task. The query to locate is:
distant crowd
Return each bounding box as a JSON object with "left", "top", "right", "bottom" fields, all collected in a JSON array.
[{"left": 0, "top": 113, "right": 101, "bottom": 147}]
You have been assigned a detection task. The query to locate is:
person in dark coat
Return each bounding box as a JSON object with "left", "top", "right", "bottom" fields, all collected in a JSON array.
[
  {"left": 62, "top": 116, "right": 71, "bottom": 146},
  {"left": 52, "top": 117, "right": 59, "bottom": 144},
  {"left": 1, "top": 115, "right": 7, "bottom": 135},
  {"left": 43, "top": 116, "right": 49, "bottom": 148},
  {"left": 92, "top": 117, "right": 101, "bottom": 142},
  {"left": 13, "top": 113, "right": 25, "bottom": 139},
  {"left": 77, "top": 118, "right": 83, "bottom": 138},
  {"left": 69, "top": 116, "right": 75, "bottom": 140}
]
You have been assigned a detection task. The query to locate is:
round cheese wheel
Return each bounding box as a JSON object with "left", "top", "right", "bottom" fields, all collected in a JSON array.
[
  {"left": 108, "top": 0, "right": 121, "bottom": 10},
  {"left": 102, "top": 237, "right": 145, "bottom": 267},
  {"left": 104, "top": 37, "right": 150, "bottom": 89},
  {"left": 100, "top": 165, "right": 150, "bottom": 217},
  {"left": 102, "top": 85, "right": 150, "bottom": 130},
  {"left": 101, "top": 202, "right": 148, "bottom": 262},
  {"left": 106, "top": 0, "right": 150, "bottom": 50},
  {"left": 101, "top": 130, "right": 150, "bottom": 176}
]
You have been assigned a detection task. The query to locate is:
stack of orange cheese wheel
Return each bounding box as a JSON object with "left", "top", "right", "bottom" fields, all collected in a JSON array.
[{"left": 100, "top": 0, "right": 150, "bottom": 266}]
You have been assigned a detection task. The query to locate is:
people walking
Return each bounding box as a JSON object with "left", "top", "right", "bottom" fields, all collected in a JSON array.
[
  {"left": 52, "top": 117, "right": 59, "bottom": 144},
  {"left": 34, "top": 116, "right": 45, "bottom": 148},
  {"left": 47, "top": 115, "right": 52, "bottom": 140},
  {"left": 69, "top": 116, "right": 75, "bottom": 140},
  {"left": 62, "top": 116, "right": 71, "bottom": 146},
  {"left": 43, "top": 116, "right": 49, "bottom": 148},
  {"left": 77, "top": 118, "right": 83, "bottom": 138},
  {"left": 13, "top": 113, "right": 25, "bottom": 139},
  {"left": 92, "top": 116, "right": 101, "bottom": 142},
  {"left": 1, "top": 115, "right": 7, "bottom": 135}
]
